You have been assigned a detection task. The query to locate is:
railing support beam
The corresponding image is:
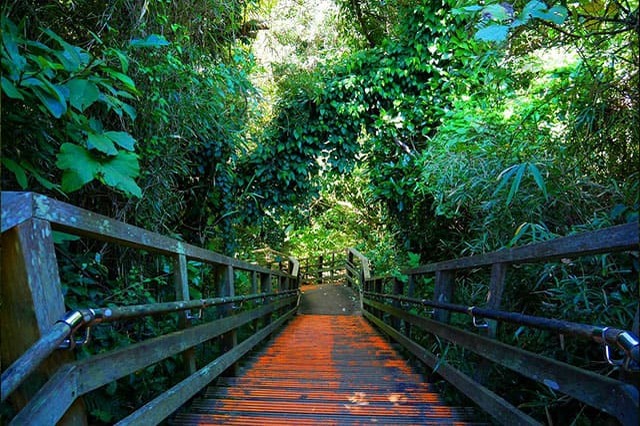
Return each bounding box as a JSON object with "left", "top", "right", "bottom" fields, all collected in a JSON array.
[
  {"left": 1, "top": 218, "right": 87, "bottom": 425},
  {"left": 174, "top": 254, "right": 196, "bottom": 375},
  {"left": 433, "top": 270, "right": 455, "bottom": 323}
]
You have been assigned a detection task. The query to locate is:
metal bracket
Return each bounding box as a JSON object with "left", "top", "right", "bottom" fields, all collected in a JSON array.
[
  {"left": 186, "top": 309, "right": 203, "bottom": 321},
  {"left": 57, "top": 309, "right": 95, "bottom": 349},
  {"left": 468, "top": 306, "right": 489, "bottom": 329},
  {"left": 601, "top": 327, "right": 639, "bottom": 370},
  {"left": 602, "top": 328, "right": 625, "bottom": 367},
  {"left": 59, "top": 326, "right": 91, "bottom": 350}
]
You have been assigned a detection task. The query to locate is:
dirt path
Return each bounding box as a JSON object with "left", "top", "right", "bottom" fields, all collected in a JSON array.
[{"left": 298, "top": 283, "right": 360, "bottom": 315}]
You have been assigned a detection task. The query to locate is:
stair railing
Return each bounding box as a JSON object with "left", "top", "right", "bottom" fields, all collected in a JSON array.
[
  {"left": 299, "top": 251, "right": 347, "bottom": 285},
  {"left": 0, "top": 192, "right": 300, "bottom": 425},
  {"left": 351, "top": 222, "right": 639, "bottom": 426}
]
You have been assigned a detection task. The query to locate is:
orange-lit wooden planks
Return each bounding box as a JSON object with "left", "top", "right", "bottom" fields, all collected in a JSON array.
[{"left": 173, "top": 315, "right": 482, "bottom": 425}]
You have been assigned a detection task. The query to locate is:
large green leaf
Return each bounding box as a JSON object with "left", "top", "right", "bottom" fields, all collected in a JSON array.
[
  {"left": 482, "top": 4, "right": 510, "bottom": 21},
  {"left": 129, "top": 34, "right": 170, "bottom": 48},
  {"left": 56, "top": 143, "right": 100, "bottom": 191},
  {"left": 103, "top": 68, "right": 138, "bottom": 93},
  {"left": 521, "top": 0, "right": 547, "bottom": 19},
  {"left": 104, "top": 131, "right": 136, "bottom": 151},
  {"left": 87, "top": 132, "right": 118, "bottom": 155},
  {"left": 1, "top": 157, "right": 28, "bottom": 188},
  {"left": 1, "top": 18, "right": 27, "bottom": 76},
  {"left": 537, "top": 5, "right": 568, "bottom": 24},
  {"left": 1, "top": 76, "right": 24, "bottom": 100},
  {"left": 475, "top": 25, "right": 509, "bottom": 42},
  {"left": 56, "top": 143, "right": 140, "bottom": 196},
  {"left": 66, "top": 79, "right": 100, "bottom": 112},
  {"left": 100, "top": 151, "right": 142, "bottom": 197},
  {"left": 31, "top": 85, "right": 67, "bottom": 118}
]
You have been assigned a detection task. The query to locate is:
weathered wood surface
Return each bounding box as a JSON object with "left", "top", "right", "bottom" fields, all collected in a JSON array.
[
  {"left": 1, "top": 218, "right": 87, "bottom": 425},
  {"left": 432, "top": 270, "right": 455, "bottom": 323},
  {"left": 364, "top": 298, "right": 639, "bottom": 426},
  {"left": 363, "top": 310, "right": 541, "bottom": 426},
  {"left": 406, "top": 222, "right": 638, "bottom": 274},
  {"left": 174, "top": 253, "right": 196, "bottom": 374},
  {"left": 8, "top": 365, "right": 79, "bottom": 426},
  {"left": 115, "top": 306, "right": 298, "bottom": 426},
  {"left": 1, "top": 321, "right": 68, "bottom": 403},
  {"left": 348, "top": 247, "right": 371, "bottom": 280},
  {"left": 0, "top": 192, "right": 293, "bottom": 277},
  {"left": 475, "top": 262, "right": 508, "bottom": 384}
]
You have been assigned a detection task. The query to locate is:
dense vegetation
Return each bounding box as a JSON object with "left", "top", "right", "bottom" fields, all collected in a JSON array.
[{"left": 2, "top": 0, "right": 637, "bottom": 423}]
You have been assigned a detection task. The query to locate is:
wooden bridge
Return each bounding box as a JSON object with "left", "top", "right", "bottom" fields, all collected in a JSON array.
[{"left": 1, "top": 192, "right": 638, "bottom": 425}]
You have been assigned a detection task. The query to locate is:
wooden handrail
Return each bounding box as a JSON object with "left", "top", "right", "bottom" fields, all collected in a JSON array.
[
  {"left": 405, "top": 222, "right": 637, "bottom": 274},
  {"left": 1, "top": 192, "right": 294, "bottom": 277},
  {"left": 1, "top": 192, "right": 300, "bottom": 425},
  {"left": 354, "top": 222, "right": 639, "bottom": 426}
]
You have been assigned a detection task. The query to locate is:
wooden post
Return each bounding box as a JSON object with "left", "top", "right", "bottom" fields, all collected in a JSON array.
[
  {"left": 374, "top": 278, "right": 384, "bottom": 319},
  {"left": 251, "top": 271, "right": 258, "bottom": 294},
  {"left": 174, "top": 254, "right": 196, "bottom": 375},
  {"left": 216, "top": 264, "right": 237, "bottom": 376},
  {"left": 475, "top": 263, "right": 507, "bottom": 384},
  {"left": 347, "top": 250, "right": 354, "bottom": 288},
  {"left": 1, "top": 219, "right": 87, "bottom": 425},
  {"left": 485, "top": 263, "right": 507, "bottom": 337},
  {"left": 433, "top": 270, "right": 455, "bottom": 323},
  {"left": 405, "top": 275, "right": 416, "bottom": 337},
  {"left": 260, "top": 272, "right": 272, "bottom": 328},
  {"left": 392, "top": 278, "right": 404, "bottom": 331},
  {"left": 317, "top": 255, "right": 323, "bottom": 285},
  {"left": 251, "top": 271, "right": 259, "bottom": 331},
  {"left": 330, "top": 253, "right": 335, "bottom": 282}
]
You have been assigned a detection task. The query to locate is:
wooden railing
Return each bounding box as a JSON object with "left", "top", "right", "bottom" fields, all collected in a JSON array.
[
  {"left": 347, "top": 223, "right": 639, "bottom": 425},
  {"left": 298, "top": 251, "right": 347, "bottom": 285},
  {"left": 0, "top": 192, "right": 300, "bottom": 425}
]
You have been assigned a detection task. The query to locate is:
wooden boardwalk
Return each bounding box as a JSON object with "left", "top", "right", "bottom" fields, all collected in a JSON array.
[{"left": 173, "top": 314, "right": 481, "bottom": 425}]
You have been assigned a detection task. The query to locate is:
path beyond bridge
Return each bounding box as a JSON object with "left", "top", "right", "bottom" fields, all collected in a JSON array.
[{"left": 172, "top": 284, "right": 482, "bottom": 425}]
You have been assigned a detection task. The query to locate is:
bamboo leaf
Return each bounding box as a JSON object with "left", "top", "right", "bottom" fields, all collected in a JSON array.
[
  {"left": 506, "top": 163, "right": 526, "bottom": 205},
  {"left": 528, "top": 163, "right": 548, "bottom": 200}
]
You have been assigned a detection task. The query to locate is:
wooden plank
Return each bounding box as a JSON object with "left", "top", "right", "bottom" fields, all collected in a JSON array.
[
  {"left": 0, "top": 192, "right": 34, "bottom": 231},
  {"left": 363, "top": 311, "right": 541, "bottom": 426},
  {"left": 365, "top": 298, "right": 639, "bottom": 426},
  {"left": 1, "top": 218, "right": 87, "bottom": 425},
  {"left": 115, "top": 306, "right": 298, "bottom": 426},
  {"left": 406, "top": 222, "right": 639, "bottom": 274},
  {"left": 1, "top": 321, "right": 69, "bottom": 402},
  {"left": 8, "top": 365, "right": 79, "bottom": 426},
  {"left": 174, "top": 254, "right": 196, "bottom": 375}
]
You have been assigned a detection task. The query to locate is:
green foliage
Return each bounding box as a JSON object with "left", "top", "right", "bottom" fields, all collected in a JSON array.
[
  {"left": 1, "top": 16, "right": 142, "bottom": 197},
  {"left": 455, "top": 1, "right": 568, "bottom": 42}
]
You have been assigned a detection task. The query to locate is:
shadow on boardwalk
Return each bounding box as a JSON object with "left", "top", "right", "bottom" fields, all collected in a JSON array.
[{"left": 298, "top": 283, "right": 360, "bottom": 315}]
